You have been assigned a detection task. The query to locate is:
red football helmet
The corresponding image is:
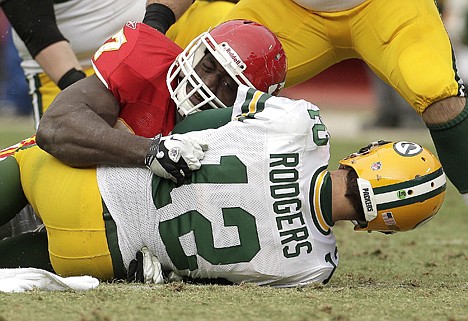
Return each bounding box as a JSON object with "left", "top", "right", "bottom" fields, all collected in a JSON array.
[{"left": 167, "top": 19, "right": 287, "bottom": 116}]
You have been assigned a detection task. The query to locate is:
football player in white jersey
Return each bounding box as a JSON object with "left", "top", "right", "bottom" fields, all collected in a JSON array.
[{"left": 0, "top": 85, "right": 446, "bottom": 286}]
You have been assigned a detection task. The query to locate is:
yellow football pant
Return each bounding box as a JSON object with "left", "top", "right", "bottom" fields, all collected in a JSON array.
[
  {"left": 13, "top": 145, "right": 115, "bottom": 280},
  {"left": 223, "top": 0, "right": 463, "bottom": 113}
]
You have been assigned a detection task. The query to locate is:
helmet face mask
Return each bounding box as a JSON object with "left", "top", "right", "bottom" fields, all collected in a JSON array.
[
  {"left": 340, "top": 141, "right": 446, "bottom": 233},
  {"left": 167, "top": 20, "right": 287, "bottom": 117},
  {"left": 166, "top": 32, "right": 246, "bottom": 116}
]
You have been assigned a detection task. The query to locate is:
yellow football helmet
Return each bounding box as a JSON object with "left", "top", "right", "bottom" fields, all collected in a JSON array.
[{"left": 339, "top": 141, "right": 446, "bottom": 233}]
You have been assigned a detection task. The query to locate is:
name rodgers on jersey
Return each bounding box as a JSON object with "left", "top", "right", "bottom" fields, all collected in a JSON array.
[{"left": 270, "top": 153, "right": 312, "bottom": 259}]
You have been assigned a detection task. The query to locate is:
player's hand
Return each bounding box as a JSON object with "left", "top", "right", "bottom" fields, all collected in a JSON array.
[
  {"left": 126, "top": 246, "right": 165, "bottom": 284},
  {"left": 145, "top": 133, "right": 208, "bottom": 186}
]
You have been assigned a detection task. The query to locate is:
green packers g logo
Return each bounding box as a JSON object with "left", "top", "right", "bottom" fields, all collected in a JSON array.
[{"left": 397, "top": 190, "right": 407, "bottom": 199}]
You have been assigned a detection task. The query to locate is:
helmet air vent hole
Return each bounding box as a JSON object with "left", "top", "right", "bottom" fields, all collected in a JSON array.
[
  {"left": 431, "top": 182, "right": 435, "bottom": 188},
  {"left": 408, "top": 189, "right": 414, "bottom": 195},
  {"left": 421, "top": 157, "right": 426, "bottom": 162}
]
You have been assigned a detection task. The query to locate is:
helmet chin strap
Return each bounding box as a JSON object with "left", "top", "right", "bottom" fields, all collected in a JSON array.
[{"left": 356, "top": 178, "right": 378, "bottom": 222}]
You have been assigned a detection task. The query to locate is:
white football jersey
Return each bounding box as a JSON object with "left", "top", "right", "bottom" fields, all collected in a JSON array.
[
  {"left": 97, "top": 85, "right": 339, "bottom": 287},
  {"left": 12, "top": 0, "right": 146, "bottom": 76}
]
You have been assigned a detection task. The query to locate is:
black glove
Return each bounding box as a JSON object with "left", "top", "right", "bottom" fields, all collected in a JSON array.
[{"left": 127, "top": 250, "right": 144, "bottom": 283}]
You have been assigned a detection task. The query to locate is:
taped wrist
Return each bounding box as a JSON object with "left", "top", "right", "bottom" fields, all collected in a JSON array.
[
  {"left": 143, "top": 3, "right": 176, "bottom": 34},
  {"left": 427, "top": 101, "right": 468, "bottom": 194},
  {"left": 144, "top": 134, "right": 162, "bottom": 168},
  {"left": 57, "top": 68, "right": 86, "bottom": 90}
]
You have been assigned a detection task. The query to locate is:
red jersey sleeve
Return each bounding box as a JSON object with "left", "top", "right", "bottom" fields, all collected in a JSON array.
[{"left": 92, "top": 21, "right": 182, "bottom": 137}]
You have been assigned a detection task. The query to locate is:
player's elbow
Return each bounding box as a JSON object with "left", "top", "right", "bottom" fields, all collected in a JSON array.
[{"left": 36, "top": 120, "right": 57, "bottom": 154}]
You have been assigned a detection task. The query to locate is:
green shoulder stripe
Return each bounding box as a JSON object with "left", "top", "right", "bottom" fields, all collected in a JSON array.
[{"left": 237, "top": 88, "right": 271, "bottom": 121}]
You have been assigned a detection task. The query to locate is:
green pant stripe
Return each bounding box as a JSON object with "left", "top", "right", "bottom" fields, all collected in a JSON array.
[{"left": 102, "top": 200, "right": 126, "bottom": 279}]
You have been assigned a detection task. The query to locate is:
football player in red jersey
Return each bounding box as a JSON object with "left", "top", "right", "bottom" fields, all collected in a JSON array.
[
  {"left": 0, "top": 2, "right": 285, "bottom": 240},
  {"left": 0, "top": 0, "right": 240, "bottom": 238},
  {"left": 36, "top": 7, "right": 287, "bottom": 185}
]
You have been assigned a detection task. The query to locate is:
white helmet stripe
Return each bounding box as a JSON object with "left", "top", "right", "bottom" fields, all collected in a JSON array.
[{"left": 374, "top": 169, "right": 446, "bottom": 210}]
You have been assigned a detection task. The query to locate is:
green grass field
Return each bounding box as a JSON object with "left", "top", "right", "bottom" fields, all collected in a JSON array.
[
  {"left": 0, "top": 115, "right": 466, "bottom": 321},
  {"left": 0, "top": 117, "right": 35, "bottom": 150}
]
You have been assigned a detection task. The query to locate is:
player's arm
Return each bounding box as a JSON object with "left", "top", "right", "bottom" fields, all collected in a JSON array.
[
  {"left": 1, "top": 0, "right": 85, "bottom": 88},
  {"left": 36, "top": 76, "right": 206, "bottom": 185},
  {"left": 36, "top": 75, "right": 151, "bottom": 168}
]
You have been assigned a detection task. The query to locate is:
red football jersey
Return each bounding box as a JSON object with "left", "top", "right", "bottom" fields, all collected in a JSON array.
[{"left": 92, "top": 21, "right": 182, "bottom": 138}]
